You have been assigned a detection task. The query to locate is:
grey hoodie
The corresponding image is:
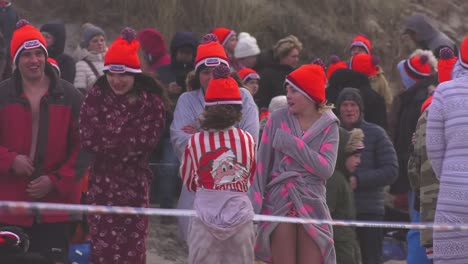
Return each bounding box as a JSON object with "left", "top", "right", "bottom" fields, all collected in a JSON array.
[{"left": 405, "top": 13, "right": 456, "bottom": 58}]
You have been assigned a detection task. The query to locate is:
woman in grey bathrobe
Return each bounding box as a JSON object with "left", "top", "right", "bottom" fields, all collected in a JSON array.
[{"left": 249, "top": 62, "right": 339, "bottom": 263}]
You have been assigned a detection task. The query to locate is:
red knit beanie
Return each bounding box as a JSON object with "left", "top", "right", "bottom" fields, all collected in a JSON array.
[
  {"left": 238, "top": 67, "right": 260, "bottom": 83},
  {"left": 438, "top": 47, "right": 457, "bottom": 83},
  {"left": 211, "top": 27, "right": 236, "bottom": 46},
  {"left": 404, "top": 55, "right": 431, "bottom": 80},
  {"left": 195, "top": 34, "right": 229, "bottom": 71},
  {"left": 327, "top": 55, "right": 348, "bottom": 79},
  {"left": 205, "top": 64, "right": 242, "bottom": 106},
  {"left": 103, "top": 27, "right": 142, "bottom": 73},
  {"left": 11, "top": 19, "right": 48, "bottom": 64},
  {"left": 285, "top": 59, "right": 327, "bottom": 105},
  {"left": 350, "top": 34, "right": 372, "bottom": 54},
  {"left": 350, "top": 53, "right": 379, "bottom": 77},
  {"left": 460, "top": 34, "right": 468, "bottom": 69},
  {"left": 47, "top": 57, "right": 60, "bottom": 76}
]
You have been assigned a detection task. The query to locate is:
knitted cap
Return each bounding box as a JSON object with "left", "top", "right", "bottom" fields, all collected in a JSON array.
[
  {"left": 285, "top": 60, "right": 327, "bottom": 105},
  {"left": 234, "top": 32, "right": 260, "bottom": 59},
  {"left": 438, "top": 47, "right": 457, "bottom": 83},
  {"left": 459, "top": 35, "right": 468, "bottom": 69},
  {"left": 103, "top": 27, "right": 142, "bottom": 73},
  {"left": 345, "top": 128, "right": 365, "bottom": 155},
  {"left": 327, "top": 55, "right": 348, "bottom": 79},
  {"left": 397, "top": 54, "right": 431, "bottom": 89},
  {"left": 11, "top": 19, "right": 48, "bottom": 64},
  {"left": 350, "top": 34, "right": 372, "bottom": 54},
  {"left": 336, "top": 87, "right": 364, "bottom": 112},
  {"left": 350, "top": 53, "right": 379, "bottom": 77},
  {"left": 205, "top": 64, "right": 242, "bottom": 106},
  {"left": 81, "top": 23, "right": 105, "bottom": 48},
  {"left": 211, "top": 27, "right": 236, "bottom": 46},
  {"left": 47, "top": 57, "right": 60, "bottom": 76},
  {"left": 195, "top": 34, "right": 229, "bottom": 71},
  {"left": 238, "top": 67, "right": 260, "bottom": 83}
]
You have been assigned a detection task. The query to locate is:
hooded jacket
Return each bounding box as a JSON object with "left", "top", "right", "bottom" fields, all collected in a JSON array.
[
  {"left": 327, "top": 68, "right": 387, "bottom": 130},
  {"left": 156, "top": 31, "right": 198, "bottom": 101},
  {"left": 405, "top": 14, "right": 457, "bottom": 58},
  {"left": 40, "top": 22, "right": 76, "bottom": 83},
  {"left": 388, "top": 75, "right": 437, "bottom": 194}
]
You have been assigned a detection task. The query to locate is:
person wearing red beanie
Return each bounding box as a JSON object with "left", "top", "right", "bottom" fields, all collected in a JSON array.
[
  {"left": 0, "top": 19, "right": 89, "bottom": 263},
  {"left": 211, "top": 27, "right": 237, "bottom": 61},
  {"left": 350, "top": 34, "right": 373, "bottom": 56},
  {"left": 249, "top": 60, "right": 339, "bottom": 264},
  {"left": 238, "top": 67, "right": 260, "bottom": 95},
  {"left": 179, "top": 64, "right": 256, "bottom": 263},
  {"left": 425, "top": 34, "right": 468, "bottom": 263},
  {"left": 79, "top": 27, "right": 167, "bottom": 264},
  {"left": 171, "top": 34, "right": 259, "bottom": 241},
  {"left": 351, "top": 53, "right": 393, "bottom": 111}
]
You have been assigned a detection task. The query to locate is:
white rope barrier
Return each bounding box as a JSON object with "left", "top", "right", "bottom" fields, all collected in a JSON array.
[{"left": 0, "top": 201, "right": 462, "bottom": 231}]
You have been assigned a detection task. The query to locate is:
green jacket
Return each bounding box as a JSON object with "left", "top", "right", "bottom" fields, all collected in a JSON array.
[
  {"left": 408, "top": 109, "right": 439, "bottom": 247},
  {"left": 326, "top": 128, "right": 359, "bottom": 264}
]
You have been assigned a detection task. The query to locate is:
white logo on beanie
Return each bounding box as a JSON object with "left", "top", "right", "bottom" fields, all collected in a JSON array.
[{"left": 24, "top": 40, "right": 41, "bottom": 49}]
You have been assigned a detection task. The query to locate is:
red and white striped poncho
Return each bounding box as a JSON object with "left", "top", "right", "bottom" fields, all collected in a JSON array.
[{"left": 180, "top": 127, "right": 256, "bottom": 192}]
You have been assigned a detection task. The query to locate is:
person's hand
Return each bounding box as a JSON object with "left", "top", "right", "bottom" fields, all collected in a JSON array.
[
  {"left": 411, "top": 132, "right": 417, "bottom": 145},
  {"left": 168, "top": 82, "right": 182, "bottom": 95},
  {"left": 182, "top": 125, "right": 197, "bottom": 134},
  {"left": 350, "top": 176, "right": 358, "bottom": 190},
  {"left": 11, "top": 155, "right": 34, "bottom": 177},
  {"left": 26, "top": 176, "right": 54, "bottom": 199}
]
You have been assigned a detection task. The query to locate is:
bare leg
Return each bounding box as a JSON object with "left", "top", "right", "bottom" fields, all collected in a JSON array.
[
  {"left": 298, "top": 225, "right": 322, "bottom": 264},
  {"left": 271, "top": 223, "right": 297, "bottom": 264}
]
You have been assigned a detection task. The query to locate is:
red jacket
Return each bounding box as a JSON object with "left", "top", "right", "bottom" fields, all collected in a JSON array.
[{"left": 0, "top": 68, "right": 89, "bottom": 226}]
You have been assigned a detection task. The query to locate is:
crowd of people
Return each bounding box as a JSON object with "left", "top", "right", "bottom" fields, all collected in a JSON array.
[{"left": 0, "top": 1, "right": 466, "bottom": 263}]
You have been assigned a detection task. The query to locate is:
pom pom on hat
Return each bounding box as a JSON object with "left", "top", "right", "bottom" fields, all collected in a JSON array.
[
  {"left": 350, "top": 53, "right": 379, "bottom": 77},
  {"left": 234, "top": 32, "right": 260, "bottom": 59},
  {"left": 205, "top": 64, "right": 241, "bottom": 106},
  {"left": 121, "top": 27, "right": 137, "bottom": 42},
  {"left": 213, "top": 64, "right": 231, "bottom": 79},
  {"left": 195, "top": 34, "right": 229, "bottom": 71},
  {"left": 202, "top": 33, "right": 219, "bottom": 44},
  {"left": 211, "top": 27, "right": 236, "bottom": 46},
  {"left": 103, "top": 26, "right": 142, "bottom": 74},
  {"left": 285, "top": 64, "right": 327, "bottom": 105},
  {"left": 238, "top": 67, "right": 260, "bottom": 83},
  {"left": 440, "top": 47, "right": 455, "bottom": 60},
  {"left": 327, "top": 55, "right": 348, "bottom": 79},
  {"left": 311, "top": 58, "right": 325, "bottom": 69},
  {"left": 329, "top": 55, "right": 341, "bottom": 64},
  {"left": 438, "top": 47, "right": 457, "bottom": 83},
  {"left": 350, "top": 34, "right": 372, "bottom": 54},
  {"left": 10, "top": 19, "right": 48, "bottom": 64}
]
